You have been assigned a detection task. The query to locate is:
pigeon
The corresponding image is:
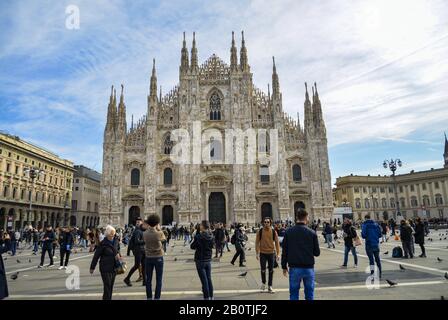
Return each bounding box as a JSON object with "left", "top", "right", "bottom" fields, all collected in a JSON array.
[
  {"left": 437, "top": 257, "right": 443, "bottom": 262},
  {"left": 16, "top": 259, "right": 21, "bottom": 263},
  {"left": 441, "top": 296, "right": 445, "bottom": 300},
  {"left": 248, "top": 248, "right": 252, "bottom": 251},
  {"left": 444, "top": 272, "right": 448, "bottom": 280},
  {"left": 174, "top": 258, "right": 177, "bottom": 261},
  {"left": 238, "top": 272, "right": 248, "bottom": 277},
  {"left": 386, "top": 279, "right": 397, "bottom": 287},
  {"left": 384, "top": 251, "right": 389, "bottom": 255},
  {"left": 444, "top": 238, "right": 447, "bottom": 240},
  {"left": 399, "top": 264, "right": 406, "bottom": 271},
  {"left": 28, "top": 259, "right": 32, "bottom": 263},
  {"left": 10, "top": 272, "right": 19, "bottom": 280}
]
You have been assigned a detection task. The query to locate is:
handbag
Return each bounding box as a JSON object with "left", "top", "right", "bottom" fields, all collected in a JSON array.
[
  {"left": 115, "top": 259, "right": 127, "bottom": 275},
  {"left": 353, "top": 235, "right": 362, "bottom": 246}
]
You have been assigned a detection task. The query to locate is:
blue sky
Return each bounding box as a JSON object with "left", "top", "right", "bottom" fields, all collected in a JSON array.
[{"left": 1, "top": 0, "right": 448, "bottom": 185}]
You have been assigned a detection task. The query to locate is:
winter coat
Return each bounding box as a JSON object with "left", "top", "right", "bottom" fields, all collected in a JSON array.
[
  {"left": 342, "top": 224, "right": 357, "bottom": 248},
  {"left": 90, "top": 237, "right": 120, "bottom": 274},
  {"left": 400, "top": 224, "right": 413, "bottom": 242},
  {"left": 234, "top": 229, "right": 247, "bottom": 250},
  {"left": 60, "top": 231, "right": 74, "bottom": 249},
  {"left": 414, "top": 223, "right": 425, "bottom": 245},
  {"left": 361, "top": 220, "right": 382, "bottom": 249},
  {"left": 41, "top": 230, "right": 55, "bottom": 249},
  {"left": 190, "top": 231, "right": 215, "bottom": 262},
  {"left": 281, "top": 223, "right": 320, "bottom": 269},
  {"left": 214, "top": 228, "right": 225, "bottom": 243},
  {"left": 129, "top": 226, "right": 145, "bottom": 254},
  {"left": 0, "top": 239, "right": 11, "bottom": 299}
]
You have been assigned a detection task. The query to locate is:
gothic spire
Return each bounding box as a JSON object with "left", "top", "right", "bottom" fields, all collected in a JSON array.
[
  {"left": 267, "top": 83, "right": 271, "bottom": 101},
  {"left": 272, "top": 56, "right": 280, "bottom": 98},
  {"left": 150, "top": 58, "right": 157, "bottom": 98},
  {"left": 105, "top": 85, "right": 117, "bottom": 134},
  {"left": 304, "top": 82, "right": 313, "bottom": 135},
  {"left": 159, "top": 85, "right": 162, "bottom": 102},
  {"left": 190, "top": 32, "right": 198, "bottom": 71},
  {"left": 118, "top": 84, "right": 127, "bottom": 134},
  {"left": 230, "top": 31, "right": 238, "bottom": 71},
  {"left": 240, "top": 31, "right": 248, "bottom": 72},
  {"left": 181, "top": 31, "right": 189, "bottom": 72}
]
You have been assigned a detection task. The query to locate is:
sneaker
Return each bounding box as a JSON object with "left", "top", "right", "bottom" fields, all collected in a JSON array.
[
  {"left": 38, "top": 265, "right": 43, "bottom": 268},
  {"left": 239, "top": 264, "right": 246, "bottom": 267},
  {"left": 260, "top": 284, "right": 266, "bottom": 292},
  {"left": 58, "top": 266, "right": 64, "bottom": 270},
  {"left": 48, "top": 264, "right": 55, "bottom": 268},
  {"left": 124, "top": 278, "right": 132, "bottom": 287},
  {"left": 230, "top": 261, "right": 235, "bottom": 266},
  {"left": 268, "top": 286, "right": 275, "bottom": 293},
  {"left": 354, "top": 264, "right": 358, "bottom": 269},
  {"left": 63, "top": 266, "right": 68, "bottom": 270},
  {"left": 340, "top": 265, "right": 347, "bottom": 268}
]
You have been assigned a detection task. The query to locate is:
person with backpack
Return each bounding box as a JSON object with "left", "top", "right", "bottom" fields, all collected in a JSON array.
[
  {"left": 341, "top": 218, "right": 358, "bottom": 268},
  {"left": 255, "top": 217, "right": 280, "bottom": 293},
  {"left": 414, "top": 217, "right": 426, "bottom": 258},
  {"left": 124, "top": 218, "right": 146, "bottom": 286},
  {"left": 230, "top": 224, "right": 248, "bottom": 267},
  {"left": 361, "top": 214, "right": 382, "bottom": 278},
  {"left": 190, "top": 220, "right": 215, "bottom": 300},
  {"left": 213, "top": 223, "right": 225, "bottom": 258},
  {"left": 399, "top": 220, "right": 414, "bottom": 259}
]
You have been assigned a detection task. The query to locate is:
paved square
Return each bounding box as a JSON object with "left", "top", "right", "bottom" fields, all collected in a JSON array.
[{"left": 4, "top": 230, "right": 448, "bottom": 300}]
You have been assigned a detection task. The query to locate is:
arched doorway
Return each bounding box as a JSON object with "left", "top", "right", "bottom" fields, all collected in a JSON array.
[
  {"left": 70, "top": 215, "right": 76, "bottom": 227},
  {"left": 294, "top": 201, "right": 306, "bottom": 215},
  {"left": 128, "top": 206, "right": 140, "bottom": 227},
  {"left": 261, "top": 203, "right": 273, "bottom": 220},
  {"left": 162, "top": 205, "right": 174, "bottom": 225},
  {"left": 208, "top": 192, "right": 226, "bottom": 223}
]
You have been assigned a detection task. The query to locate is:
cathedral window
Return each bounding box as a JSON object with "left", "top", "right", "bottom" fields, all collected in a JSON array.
[
  {"left": 210, "top": 137, "right": 222, "bottom": 161},
  {"left": 164, "top": 168, "right": 173, "bottom": 186},
  {"left": 260, "top": 166, "right": 270, "bottom": 184},
  {"left": 258, "top": 130, "right": 270, "bottom": 153},
  {"left": 131, "top": 168, "right": 140, "bottom": 186},
  {"left": 163, "top": 134, "right": 173, "bottom": 154},
  {"left": 209, "top": 92, "right": 221, "bottom": 120},
  {"left": 292, "top": 164, "right": 302, "bottom": 182}
]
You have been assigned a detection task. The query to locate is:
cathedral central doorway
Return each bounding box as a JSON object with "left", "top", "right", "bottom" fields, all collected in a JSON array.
[
  {"left": 261, "top": 203, "right": 273, "bottom": 220},
  {"left": 162, "top": 205, "right": 174, "bottom": 225},
  {"left": 128, "top": 206, "right": 140, "bottom": 227},
  {"left": 294, "top": 201, "right": 305, "bottom": 215},
  {"left": 208, "top": 192, "right": 226, "bottom": 223}
]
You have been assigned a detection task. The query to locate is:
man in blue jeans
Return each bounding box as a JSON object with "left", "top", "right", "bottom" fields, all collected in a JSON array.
[
  {"left": 361, "top": 214, "right": 382, "bottom": 278},
  {"left": 281, "top": 209, "right": 320, "bottom": 300}
]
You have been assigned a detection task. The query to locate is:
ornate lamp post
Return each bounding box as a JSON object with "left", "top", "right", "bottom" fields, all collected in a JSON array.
[
  {"left": 383, "top": 159, "right": 402, "bottom": 220},
  {"left": 23, "top": 167, "right": 45, "bottom": 227}
]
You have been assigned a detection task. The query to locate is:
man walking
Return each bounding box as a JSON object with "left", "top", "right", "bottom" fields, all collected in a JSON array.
[
  {"left": 255, "top": 217, "right": 280, "bottom": 293},
  {"left": 341, "top": 218, "right": 358, "bottom": 268},
  {"left": 230, "top": 224, "right": 247, "bottom": 267},
  {"left": 281, "top": 209, "right": 320, "bottom": 300},
  {"left": 213, "top": 223, "right": 225, "bottom": 258},
  {"left": 39, "top": 225, "right": 55, "bottom": 268},
  {"left": 361, "top": 214, "right": 382, "bottom": 278}
]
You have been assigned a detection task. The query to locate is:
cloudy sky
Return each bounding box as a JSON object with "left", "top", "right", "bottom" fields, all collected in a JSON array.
[{"left": 1, "top": 0, "right": 448, "bottom": 185}]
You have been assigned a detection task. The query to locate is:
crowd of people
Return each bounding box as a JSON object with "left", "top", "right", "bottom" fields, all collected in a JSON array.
[{"left": 0, "top": 211, "right": 444, "bottom": 301}]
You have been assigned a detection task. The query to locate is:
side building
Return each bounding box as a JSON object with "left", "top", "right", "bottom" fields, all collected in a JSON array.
[
  {"left": 334, "top": 136, "right": 448, "bottom": 222},
  {"left": 0, "top": 132, "right": 74, "bottom": 230},
  {"left": 71, "top": 165, "right": 101, "bottom": 229}
]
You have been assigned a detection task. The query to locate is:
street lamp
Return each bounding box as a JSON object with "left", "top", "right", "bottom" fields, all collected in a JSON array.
[
  {"left": 383, "top": 159, "right": 402, "bottom": 220},
  {"left": 23, "top": 167, "right": 45, "bottom": 227}
]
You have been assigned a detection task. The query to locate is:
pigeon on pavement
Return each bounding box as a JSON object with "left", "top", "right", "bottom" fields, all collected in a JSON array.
[
  {"left": 386, "top": 279, "right": 397, "bottom": 287},
  {"left": 399, "top": 264, "right": 406, "bottom": 271},
  {"left": 437, "top": 257, "right": 443, "bottom": 262},
  {"left": 383, "top": 251, "right": 389, "bottom": 255},
  {"left": 10, "top": 272, "right": 19, "bottom": 280},
  {"left": 16, "top": 259, "right": 21, "bottom": 263},
  {"left": 444, "top": 272, "right": 448, "bottom": 280},
  {"left": 239, "top": 272, "right": 248, "bottom": 277}
]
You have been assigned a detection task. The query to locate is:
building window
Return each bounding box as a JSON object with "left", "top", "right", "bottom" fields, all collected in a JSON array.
[
  {"left": 163, "top": 168, "right": 173, "bottom": 186},
  {"left": 131, "top": 168, "right": 140, "bottom": 186},
  {"left": 410, "top": 185, "right": 415, "bottom": 192},
  {"left": 400, "top": 197, "right": 406, "bottom": 208},
  {"left": 209, "top": 92, "right": 221, "bottom": 120},
  {"left": 388, "top": 187, "right": 393, "bottom": 193},
  {"left": 354, "top": 187, "right": 360, "bottom": 193},
  {"left": 258, "top": 130, "right": 270, "bottom": 153},
  {"left": 435, "top": 181, "right": 440, "bottom": 189},
  {"left": 390, "top": 198, "right": 395, "bottom": 208},
  {"left": 75, "top": 187, "right": 79, "bottom": 191},
  {"left": 12, "top": 188, "right": 16, "bottom": 199},
  {"left": 260, "top": 166, "right": 270, "bottom": 184},
  {"left": 435, "top": 194, "right": 443, "bottom": 205},
  {"left": 438, "top": 209, "right": 444, "bottom": 219},
  {"left": 410, "top": 196, "right": 418, "bottom": 207},
  {"left": 87, "top": 201, "right": 91, "bottom": 212},
  {"left": 3, "top": 186, "right": 8, "bottom": 197},
  {"left": 381, "top": 198, "right": 387, "bottom": 208},
  {"left": 209, "top": 137, "right": 222, "bottom": 161},
  {"left": 372, "top": 187, "right": 377, "bottom": 193},
  {"left": 373, "top": 198, "right": 379, "bottom": 208},
  {"left": 363, "top": 187, "right": 367, "bottom": 193},
  {"left": 422, "top": 183, "right": 426, "bottom": 190},
  {"left": 163, "top": 134, "right": 173, "bottom": 155},
  {"left": 292, "top": 164, "right": 302, "bottom": 182},
  {"left": 399, "top": 186, "right": 403, "bottom": 193},
  {"left": 355, "top": 198, "right": 361, "bottom": 209},
  {"left": 364, "top": 198, "right": 370, "bottom": 209},
  {"left": 380, "top": 187, "right": 385, "bottom": 193},
  {"left": 94, "top": 203, "right": 98, "bottom": 213},
  {"left": 6, "top": 163, "right": 10, "bottom": 172},
  {"left": 72, "top": 200, "right": 77, "bottom": 210},
  {"left": 422, "top": 195, "right": 430, "bottom": 206}
]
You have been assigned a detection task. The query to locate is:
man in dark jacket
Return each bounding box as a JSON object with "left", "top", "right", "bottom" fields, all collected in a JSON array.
[
  {"left": 124, "top": 218, "right": 146, "bottom": 286},
  {"left": 58, "top": 227, "right": 74, "bottom": 269},
  {"left": 341, "top": 218, "right": 358, "bottom": 268},
  {"left": 213, "top": 223, "right": 225, "bottom": 258},
  {"left": 191, "top": 220, "right": 215, "bottom": 300},
  {"left": 282, "top": 209, "right": 320, "bottom": 300},
  {"left": 39, "top": 225, "right": 55, "bottom": 268},
  {"left": 230, "top": 224, "right": 248, "bottom": 267},
  {"left": 399, "top": 220, "right": 414, "bottom": 259},
  {"left": 414, "top": 217, "right": 426, "bottom": 257},
  {"left": 361, "top": 214, "right": 382, "bottom": 277},
  {"left": 0, "top": 233, "right": 11, "bottom": 300},
  {"left": 32, "top": 228, "right": 39, "bottom": 254}
]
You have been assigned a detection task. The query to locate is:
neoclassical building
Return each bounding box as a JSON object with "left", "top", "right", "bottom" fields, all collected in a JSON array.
[{"left": 100, "top": 32, "right": 333, "bottom": 227}]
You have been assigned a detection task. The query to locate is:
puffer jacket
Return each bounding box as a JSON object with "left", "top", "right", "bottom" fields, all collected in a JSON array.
[
  {"left": 361, "top": 220, "right": 382, "bottom": 249},
  {"left": 190, "top": 231, "right": 215, "bottom": 262}
]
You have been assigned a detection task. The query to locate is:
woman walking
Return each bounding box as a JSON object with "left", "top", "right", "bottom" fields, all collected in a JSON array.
[
  {"left": 90, "top": 225, "right": 122, "bottom": 300},
  {"left": 414, "top": 217, "right": 426, "bottom": 258},
  {"left": 191, "top": 220, "right": 215, "bottom": 300}
]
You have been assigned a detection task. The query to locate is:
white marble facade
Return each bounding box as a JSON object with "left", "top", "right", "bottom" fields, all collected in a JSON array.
[{"left": 100, "top": 32, "right": 333, "bottom": 227}]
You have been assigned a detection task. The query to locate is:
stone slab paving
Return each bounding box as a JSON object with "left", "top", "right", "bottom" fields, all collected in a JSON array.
[{"left": 3, "top": 229, "right": 448, "bottom": 300}]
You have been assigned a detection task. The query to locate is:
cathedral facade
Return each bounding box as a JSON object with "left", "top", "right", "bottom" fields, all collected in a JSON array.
[{"left": 99, "top": 32, "right": 333, "bottom": 227}]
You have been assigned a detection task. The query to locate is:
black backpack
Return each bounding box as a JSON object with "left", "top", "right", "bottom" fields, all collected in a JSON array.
[
  {"left": 230, "top": 233, "right": 236, "bottom": 245},
  {"left": 392, "top": 246, "right": 403, "bottom": 258}
]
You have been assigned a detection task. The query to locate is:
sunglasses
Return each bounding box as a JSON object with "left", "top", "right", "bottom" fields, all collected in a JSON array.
[{"left": 263, "top": 221, "right": 271, "bottom": 224}]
